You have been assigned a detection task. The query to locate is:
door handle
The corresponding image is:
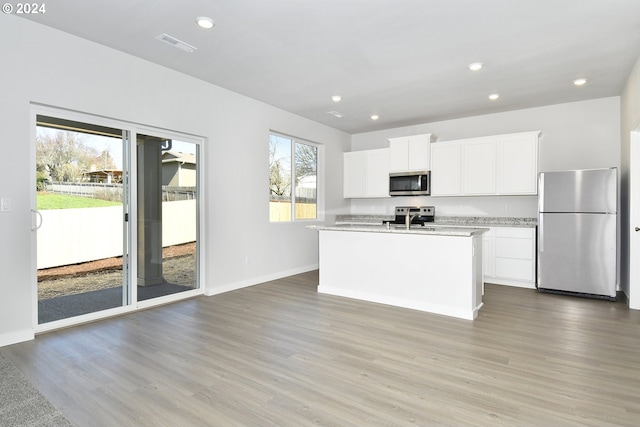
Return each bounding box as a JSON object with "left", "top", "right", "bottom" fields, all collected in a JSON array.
[{"left": 31, "top": 209, "right": 43, "bottom": 231}]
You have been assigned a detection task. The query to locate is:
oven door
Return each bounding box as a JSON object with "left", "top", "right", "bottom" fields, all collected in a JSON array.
[{"left": 389, "top": 171, "right": 430, "bottom": 196}]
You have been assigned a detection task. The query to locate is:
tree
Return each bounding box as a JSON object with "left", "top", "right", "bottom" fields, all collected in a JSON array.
[
  {"left": 295, "top": 143, "right": 317, "bottom": 182},
  {"left": 36, "top": 130, "right": 109, "bottom": 182},
  {"left": 269, "top": 137, "right": 291, "bottom": 197},
  {"left": 269, "top": 136, "right": 317, "bottom": 197}
]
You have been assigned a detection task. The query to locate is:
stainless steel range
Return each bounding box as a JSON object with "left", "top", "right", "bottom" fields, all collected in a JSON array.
[{"left": 383, "top": 206, "right": 435, "bottom": 227}]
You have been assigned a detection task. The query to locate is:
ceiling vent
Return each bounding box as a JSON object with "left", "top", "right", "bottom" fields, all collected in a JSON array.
[{"left": 155, "top": 34, "right": 197, "bottom": 53}]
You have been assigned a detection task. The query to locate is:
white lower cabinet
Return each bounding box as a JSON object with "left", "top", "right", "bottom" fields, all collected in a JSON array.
[{"left": 483, "top": 226, "right": 536, "bottom": 288}]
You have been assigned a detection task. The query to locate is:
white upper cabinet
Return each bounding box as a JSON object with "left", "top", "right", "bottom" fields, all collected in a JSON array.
[
  {"left": 343, "top": 148, "right": 390, "bottom": 198},
  {"left": 343, "top": 151, "right": 366, "bottom": 198},
  {"left": 431, "top": 131, "right": 540, "bottom": 197},
  {"left": 388, "top": 138, "right": 409, "bottom": 171},
  {"left": 388, "top": 133, "right": 436, "bottom": 172},
  {"left": 462, "top": 138, "right": 497, "bottom": 195},
  {"left": 430, "top": 141, "right": 462, "bottom": 196},
  {"left": 365, "top": 148, "right": 391, "bottom": 197},
  {"left": 498, "top": 132, "right": 539, "bottom": 194}
]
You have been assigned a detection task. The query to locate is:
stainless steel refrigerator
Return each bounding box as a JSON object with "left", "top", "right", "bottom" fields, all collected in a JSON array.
[{"left": 537, "top": 168, "right": 617, "bottom": 299}]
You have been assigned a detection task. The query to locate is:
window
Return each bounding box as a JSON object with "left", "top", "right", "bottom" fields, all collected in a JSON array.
[{"left": 269, "top": 133, "right": 318, "bottom": 222}]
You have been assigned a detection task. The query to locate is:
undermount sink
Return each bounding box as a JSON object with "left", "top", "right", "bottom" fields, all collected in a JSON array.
[{"left": 393, "top": 224, "right": 435, "bottom": 231}]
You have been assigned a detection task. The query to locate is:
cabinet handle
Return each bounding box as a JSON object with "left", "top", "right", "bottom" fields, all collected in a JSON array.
[{"left": 636, "top": 227, "right": 640, "bottom": 232}]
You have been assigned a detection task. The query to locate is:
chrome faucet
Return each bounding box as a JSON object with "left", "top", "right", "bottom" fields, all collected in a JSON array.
[{"left": 405, "top": 213, "right": 420, "bottom": 229}]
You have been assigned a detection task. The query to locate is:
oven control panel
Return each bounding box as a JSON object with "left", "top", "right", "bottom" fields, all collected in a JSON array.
[{"left": 395, "top": 206, "right": 434, "bottom": 217}]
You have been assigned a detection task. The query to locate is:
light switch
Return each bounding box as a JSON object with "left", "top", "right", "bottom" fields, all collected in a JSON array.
[{"left": 1, "top": 198, "right": 11, "bottom": 212}]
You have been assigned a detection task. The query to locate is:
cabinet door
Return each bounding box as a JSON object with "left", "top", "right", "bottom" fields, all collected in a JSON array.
[
  {"left": 495, "top": 258, "right": 535, "bottom": 281},
  {"left": 408, "top": 135, "right": 431, "bottom": 171},
  {"left": 494, "top": 227, "right": 535, "bottom": 282},
  {"left": 498, "top": 133, "right": 538, "bottom": 194},
  {"left": 365, "top": 149, "right": 390, "bottom": 197},
  {"left": 343, "top": 151, "right": 366, "bottom": 198},
  {"left": 462, "top": 139, "right": 496, "bottom": 195},
  {"left": 431, "top": 142, "right": 462, "bottom": 196},
  {"left": 388, "top": 138, "right": 409, "bottom": 172}
]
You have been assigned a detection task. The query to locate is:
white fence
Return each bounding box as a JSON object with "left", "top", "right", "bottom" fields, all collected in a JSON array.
[
  {"left": 46, "top": 182, "right": 196, "bottom": 202},
  {"left": 37, "top": 200, "right": 196, "bottom": 269}
]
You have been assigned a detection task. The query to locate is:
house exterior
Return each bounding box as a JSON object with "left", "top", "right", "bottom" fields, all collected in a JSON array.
[
  {"left": 161, "top": 151, "right": 196, "bottom": 187},
  {"left": 83, "top": 169, "right": 123, "bottom": 184}
]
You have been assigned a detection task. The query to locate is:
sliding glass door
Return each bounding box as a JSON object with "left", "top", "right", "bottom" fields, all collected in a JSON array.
[
  {"left": 34, "top": 111, "right": 201, "bottom": 327},
  {"left": 35, "top": 115, "right": 129, "bottom": 324},
  {"left": 135, "top": 132, "right": 199, "bottom": 302}
]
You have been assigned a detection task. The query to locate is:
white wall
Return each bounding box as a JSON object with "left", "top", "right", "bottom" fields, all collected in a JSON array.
[
  {"left": 0, "top": 14, "right": 350, "bottom": 346},
  {"left": 349, "top": 97, "right": 621, "bottom": 217},
  {"left": 620, "top": 54, "right": 640, "bottom": 305}
]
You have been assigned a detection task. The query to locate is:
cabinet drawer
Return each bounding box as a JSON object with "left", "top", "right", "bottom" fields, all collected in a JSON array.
[
  {"left": 495, "top": 237, "right": 534, "bottom": 260},
  {"left": 495, "top": 258, "right": 534, "bottom": 281},
  {"left": 494, "top": 227, "right": 534, "bottom": 239}
]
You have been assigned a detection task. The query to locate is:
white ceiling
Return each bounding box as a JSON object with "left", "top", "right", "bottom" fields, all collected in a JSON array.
[{"left": 19, "top": 0, "right": 640, "bottom": 134}]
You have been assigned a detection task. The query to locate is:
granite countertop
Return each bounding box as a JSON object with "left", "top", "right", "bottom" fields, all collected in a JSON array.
[
  {"left": 309, "top": 224, "right": 489, "bottom": 237},
  {"left": 334, "top": 214, "right": 537, "bottom": 228}
]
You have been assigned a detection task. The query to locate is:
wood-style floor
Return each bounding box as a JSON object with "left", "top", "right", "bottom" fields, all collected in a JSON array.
[{"left": 3, "top": 271, "right": 640, "bottom": 426}]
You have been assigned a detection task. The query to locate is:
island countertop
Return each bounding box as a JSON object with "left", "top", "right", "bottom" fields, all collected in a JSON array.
[
  {"left": 334, "top": 214, "right": 536, "bottom": 228},
  {"left": 309, "top": 224, "right": 489, "bottom": 237},
  {"left": 313, "top": 222, "right": 485, "bottom": 320}
]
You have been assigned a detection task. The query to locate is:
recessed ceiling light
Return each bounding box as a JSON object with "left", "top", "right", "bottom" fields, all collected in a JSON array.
[
  {"left": 196, "top": 16, "right": 215, "bottom": 29},
  {"left": 488, "top": 93, "right": 500, "bottom": 100},
  {"left": 469, "top": 62, "right": 483, "bottom": 71},
  {"left": 370, "top": 114, "right": 379, "bottom": 121},
  {"left": 327, "top": 111, "right": 344, "bottom": 118},
  {"left": 331, "top": 95, "right": 342, "bottom": 103},
  {"left": 573, "top": 78, "right": 587, "bottom": 86}
]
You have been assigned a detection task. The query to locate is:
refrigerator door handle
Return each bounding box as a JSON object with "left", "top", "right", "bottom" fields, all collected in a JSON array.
[
  {"left": 538, "top": 173, "right": 545, "bottom": 212},
  {"left": 539, "top": 216, "right": 544, "bottom": 252}
]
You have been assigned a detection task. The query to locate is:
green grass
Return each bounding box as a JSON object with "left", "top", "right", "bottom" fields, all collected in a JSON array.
[{"left": 37, "top": 193, "right": 122, "bottom": 210}]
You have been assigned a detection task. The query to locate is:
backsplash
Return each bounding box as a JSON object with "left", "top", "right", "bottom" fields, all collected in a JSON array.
[{"left": 349, "top": 195, "right": 538, "bottom": 218}]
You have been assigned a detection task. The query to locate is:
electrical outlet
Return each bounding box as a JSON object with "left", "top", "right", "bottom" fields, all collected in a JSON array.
[{"left": 0, "top": 198, "right": 11, "bottom": 212}]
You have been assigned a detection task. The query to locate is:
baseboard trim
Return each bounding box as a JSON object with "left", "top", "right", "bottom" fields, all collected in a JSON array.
[
  {"left": 0, "top": 329, "right": 35, "bottom": 348},
  {"left": 318, "top": 286, "right": 479, "bottom": 321},
  {"left": 204, "top": 264, "right": 319, "bottom": 296},
  {"left": 485, "top": 278, "right": 536, "bottom": 289}
]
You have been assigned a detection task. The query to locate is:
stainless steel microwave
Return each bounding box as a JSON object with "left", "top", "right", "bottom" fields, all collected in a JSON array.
[{"left": 389, "top": 171, "right": 430, "bottom": 196}]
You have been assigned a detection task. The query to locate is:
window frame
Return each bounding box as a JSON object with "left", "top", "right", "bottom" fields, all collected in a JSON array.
[{"left": 268, "top": 131, "right": 322, "bottom": 223}]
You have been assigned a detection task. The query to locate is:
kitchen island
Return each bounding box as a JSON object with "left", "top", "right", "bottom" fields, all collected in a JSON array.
[{"left": 311, "top": 224, "right": 488, "bottom": 320}]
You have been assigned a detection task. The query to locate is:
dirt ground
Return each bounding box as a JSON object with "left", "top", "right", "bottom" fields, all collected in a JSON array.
[{"left": 38, "top": 242, "right": 196, "bottom": 299}]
